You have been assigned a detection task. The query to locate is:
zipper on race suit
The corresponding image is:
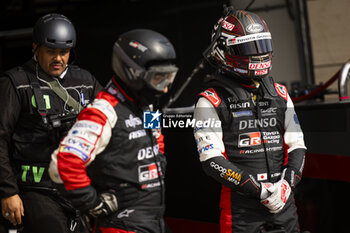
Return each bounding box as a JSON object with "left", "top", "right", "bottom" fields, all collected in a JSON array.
[{"left": 253, "top": 93, "right": 272, "bottom": 182}]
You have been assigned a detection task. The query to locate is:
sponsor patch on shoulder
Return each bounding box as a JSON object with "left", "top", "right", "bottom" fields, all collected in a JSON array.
[
  {"left": 274, "top": 83, "right": 288, "bottom": 101},
  {"left": 60, "top": 146, "right": 89, "bottom": 162},
  {"left": 200, "top": 88, "right": 221, "bottom": 107},
  {"left": 73, "top": 120, "right": 103, "bottom": 135}
]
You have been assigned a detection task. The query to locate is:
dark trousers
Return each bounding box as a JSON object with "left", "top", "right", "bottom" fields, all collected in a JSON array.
[
  {"left": 21, "top": 191, "right": 72, "bottom": 233},
  {"left": 0, "top": 191, "right": 86, "bottom": 233},
  {"left": 221, "top": 194, "right": 299, "bottom": 233},
  {"left": 94, "top": 208, "right": 165, "bottom": 233}
]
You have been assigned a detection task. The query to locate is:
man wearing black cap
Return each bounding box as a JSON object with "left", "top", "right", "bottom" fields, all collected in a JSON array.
[{"left": 0, "top": 13, "right": 101, "bottom": 233}]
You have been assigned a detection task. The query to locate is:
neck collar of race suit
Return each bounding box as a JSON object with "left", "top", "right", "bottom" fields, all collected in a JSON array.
[
  {"left": 111, "top": 75, "right": 136, "bottom": 102},
  {"left": 111, "top": 75, "right": 165, "bottom": 108},
  {"left": 240, "top": 80, "right": 260, "bottom": 89},
  {"left": 206, "top": 72, "right": 280, "bottom": 99}
]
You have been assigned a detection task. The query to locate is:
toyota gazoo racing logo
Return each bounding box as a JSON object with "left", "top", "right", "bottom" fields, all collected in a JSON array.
[{"left": 238, "top": 132, "right": 261, "bottom": 148}]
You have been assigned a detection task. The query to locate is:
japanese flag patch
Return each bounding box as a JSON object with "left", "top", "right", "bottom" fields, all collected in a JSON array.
[{"left": 274, "top": 83, "right": 288, "bottom": 101}]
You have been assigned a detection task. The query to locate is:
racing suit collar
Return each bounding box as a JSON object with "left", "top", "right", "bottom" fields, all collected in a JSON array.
[
  {"left": 240, "top": 81, "right": 259, "bottom": 89},
  {"left": 111, "top": 75, "right": 135, "bottom": 102}
]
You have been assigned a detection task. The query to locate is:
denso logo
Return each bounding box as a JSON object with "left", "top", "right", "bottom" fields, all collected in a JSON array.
[
  {"left": 137, "top": 145, "right": 159, "bottom": 160},
  {"left": 239, "top": 118, "right": 277, "bottom": 130},
  {"left": 249, "top": 61, "right": 271, "bottom": 70},
  {"left": 229, "top": 102, "right": 250, "bottom": 109}
]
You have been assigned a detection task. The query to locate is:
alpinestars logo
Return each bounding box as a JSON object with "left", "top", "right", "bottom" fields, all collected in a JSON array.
[
  {"left": 274, "top": 83, "right": 288, "bottom": 100},
  {"left": 200, "top": 88, "right": 221, "bottom": 107},
  {"left": 238, "top": 132, "right": 261, "bottom": 148}
]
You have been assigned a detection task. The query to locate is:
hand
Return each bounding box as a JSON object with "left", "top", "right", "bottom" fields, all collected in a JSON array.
[
  {"left": 1, "top": 194, "right": 24, "bottom": 226},
  {"left": 88, "top": 192, "right": 118, "bottom": 218},
  {"left": 260, "top": 182, "right": 274, "bottom": 199},
  {"left": 88, "top": 184, "right": 139, "bottom": 218},
  {"left": 260, "top": 178, "right": 291, "bottom": 214}
]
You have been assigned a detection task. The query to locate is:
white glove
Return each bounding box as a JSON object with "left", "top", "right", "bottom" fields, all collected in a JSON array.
[
  {"left": 260, "top": 182, "right": 274, "bottom": 199},
  {"left": 89, "top": 192, "right": 118, "bottom": 218},
  {"left": 260, "top": 172, "right": 291, "bottom": 214}
]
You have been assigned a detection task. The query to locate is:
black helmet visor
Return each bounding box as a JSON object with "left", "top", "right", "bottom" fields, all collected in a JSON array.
[
  {"left": 226, "top": 32, "right": 273, "bottom": 56},
  {"left": 143, "top": 65, "right": 178, "bottom": 91}
]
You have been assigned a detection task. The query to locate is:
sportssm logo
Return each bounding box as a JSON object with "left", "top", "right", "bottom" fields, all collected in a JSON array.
[
  {"left": 238, "top": 132, "right": 261, "bottom": 148},
  {"left": 210, "top": 161, "right": 242, "bottom": 185},
  {"left": 223, "top": 169, "right": 242, "bottom": 184}
]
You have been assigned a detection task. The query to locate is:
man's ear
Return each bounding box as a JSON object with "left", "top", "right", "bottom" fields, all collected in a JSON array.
[{"left": 32, "top": 43, "right": 38, "bottom": 54}]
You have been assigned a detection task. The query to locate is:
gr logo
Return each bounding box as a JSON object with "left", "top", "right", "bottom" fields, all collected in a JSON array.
[
  {"left": 238, "top": 132, "right": 261, "bottom": 148},
  {"left": 138, "top": 163, "right": 158, "bottom": 182}
]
